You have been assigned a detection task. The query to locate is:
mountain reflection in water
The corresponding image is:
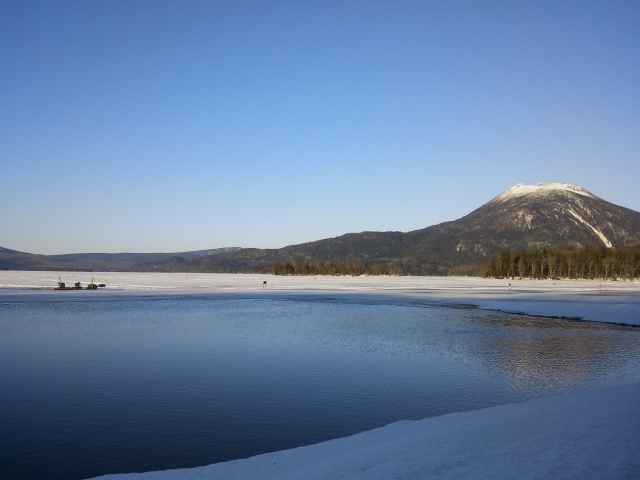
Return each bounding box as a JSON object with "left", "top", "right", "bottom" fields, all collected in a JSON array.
[{"left": 457, "top": 313, "right": 637, "bottom": 390}]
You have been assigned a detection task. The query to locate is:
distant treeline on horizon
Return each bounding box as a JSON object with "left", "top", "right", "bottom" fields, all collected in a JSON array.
[
  {"left": 268, "top": 259, "right": 477, "bottom": 276},
  {"left": 481, "top": 245, "right": 640, "bottom": 280},
  {"left": 268, "top": 259, "right": 477, "bottom": 277},
  {"left": 271, "top": 259, "right": 378, "bottom": 276}
]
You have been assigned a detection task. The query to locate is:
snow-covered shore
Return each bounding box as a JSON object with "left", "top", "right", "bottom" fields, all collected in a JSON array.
[
  {"left": 1, "top": 271, "right": 638, "bottom": 326},
  {"left": 91, "top": 381, "right": 640, "bottom": 480}
]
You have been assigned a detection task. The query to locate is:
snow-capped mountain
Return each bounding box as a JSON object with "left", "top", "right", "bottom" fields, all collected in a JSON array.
[{"left": 432, "top": 182, "right": 640, "bottom": 255}]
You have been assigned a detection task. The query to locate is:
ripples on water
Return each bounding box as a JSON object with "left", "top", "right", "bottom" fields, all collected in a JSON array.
[{"left": 1, "top": 298, "right": 639, "bottom": 480}]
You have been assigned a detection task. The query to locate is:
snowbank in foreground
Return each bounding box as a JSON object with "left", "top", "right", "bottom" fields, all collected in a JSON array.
[{"left": 92, "top": 382, "right": 640, "bottom": 480}]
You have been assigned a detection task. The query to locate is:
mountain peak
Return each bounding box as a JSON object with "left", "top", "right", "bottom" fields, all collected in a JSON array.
[{"left": 490, "top": 183, "right": 597, "bottom": 204}]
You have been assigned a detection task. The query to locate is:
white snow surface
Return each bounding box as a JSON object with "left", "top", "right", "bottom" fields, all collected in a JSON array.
[
  {"left": 92, "top": 381, "right": 640, "bottom": 480},
  {"left": 567, "top": 209, "right": 613, "bottom": 247},
  {"left": 490, "top": 182, "right": 597, "bottom": 204},
  {"left": 1, "top": 271, "right": 638, "bottom": 326}
]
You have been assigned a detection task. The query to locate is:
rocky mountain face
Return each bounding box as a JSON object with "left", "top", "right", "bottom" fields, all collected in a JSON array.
[{"left": 129, "top": 183, "right": 640, "bottom": 275}]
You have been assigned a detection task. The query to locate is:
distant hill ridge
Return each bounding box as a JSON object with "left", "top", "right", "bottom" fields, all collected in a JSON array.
[
  {"left": 54, "top": 247, "right": 242, "bottom": 263},
  {"left": 0, "top": 247, "right": 242, "bottom": 272},
  {"left": 3, "top": 183, "right": 639, "bottom": 274}
]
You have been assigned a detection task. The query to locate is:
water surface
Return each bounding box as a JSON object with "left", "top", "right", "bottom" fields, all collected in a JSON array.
[{"left": 1, "top": 298, "right": 639, "bottom": 480}]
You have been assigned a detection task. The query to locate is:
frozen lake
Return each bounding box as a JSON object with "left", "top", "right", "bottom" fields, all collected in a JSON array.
[
  {"left": 1, "top": 295, "right": 640, "bottom": 480},
  {"left": 2, "top": 271, "right": 639, "bottom": 326}
]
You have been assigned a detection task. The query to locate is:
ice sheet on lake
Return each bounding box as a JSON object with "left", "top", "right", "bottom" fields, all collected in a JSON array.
[
  {"left": 1, "top": 271, "right": 638, "bottom": 326},
  {"left": 91, "top": 381, "right": 640, "bottom": 480}
]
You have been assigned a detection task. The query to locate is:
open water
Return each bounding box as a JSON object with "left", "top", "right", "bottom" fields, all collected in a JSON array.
[{"left": 1, "top": 297, "right": 639, "bottom": 480}]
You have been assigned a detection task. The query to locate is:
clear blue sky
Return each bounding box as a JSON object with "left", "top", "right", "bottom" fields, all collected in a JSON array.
[{"left": 1, "top": 0, "right": 638, "bottom": 254}]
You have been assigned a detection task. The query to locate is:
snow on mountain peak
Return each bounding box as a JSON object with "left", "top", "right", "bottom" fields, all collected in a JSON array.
[{"left": 490, "top": 183, "right": 597, "bottom": 204}]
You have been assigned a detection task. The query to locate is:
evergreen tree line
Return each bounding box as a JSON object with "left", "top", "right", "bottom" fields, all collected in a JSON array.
[
  {"left": 268, "top": 258, "right": 479, "bottom": 276},
  {"left": 271, "top": 259, "right": 382, "bottom": 276},
  {"left": 481, "top": 245, "right": 640, "bottom": 280}
]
